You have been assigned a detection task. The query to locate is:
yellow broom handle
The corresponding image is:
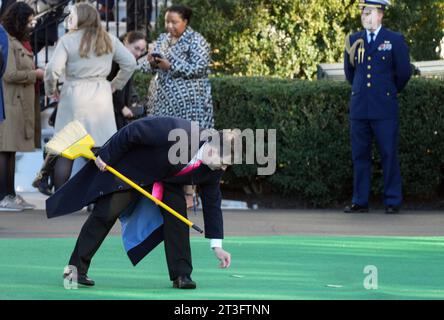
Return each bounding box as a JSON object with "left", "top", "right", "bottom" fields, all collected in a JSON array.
[{"left": 89, "top": 156, "right": 203, "bottom": 233}]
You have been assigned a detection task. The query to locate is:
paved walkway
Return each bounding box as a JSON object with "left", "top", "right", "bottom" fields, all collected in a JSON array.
[{"left": 1, "top": 198, "right": 443, "bottom": 238}]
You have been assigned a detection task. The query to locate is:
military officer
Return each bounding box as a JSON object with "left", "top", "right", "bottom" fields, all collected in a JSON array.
[{"left": 343, "top": 0, "right": 412, "bottom": 214}]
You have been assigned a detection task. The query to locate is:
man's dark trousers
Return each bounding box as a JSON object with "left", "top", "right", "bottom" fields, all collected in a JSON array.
[
  {"left": 350, "top": 119, "right": 402, "bottom": 207},
  {"left": 68, "top": 183, "right": 192, "bottom": 280}
]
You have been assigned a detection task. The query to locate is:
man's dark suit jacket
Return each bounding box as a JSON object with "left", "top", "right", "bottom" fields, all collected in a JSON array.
[{"left": 46, "top": 116, "right": 225, "bottom": 240}]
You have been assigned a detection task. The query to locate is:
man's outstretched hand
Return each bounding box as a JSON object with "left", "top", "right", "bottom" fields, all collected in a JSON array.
[{"left": 213, "top": 247, "right": 231, "bottom": 268}]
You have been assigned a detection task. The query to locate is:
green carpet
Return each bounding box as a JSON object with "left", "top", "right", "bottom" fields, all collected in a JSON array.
[{"left": 0, "top": 235, "right": 443, "bottom": 300}]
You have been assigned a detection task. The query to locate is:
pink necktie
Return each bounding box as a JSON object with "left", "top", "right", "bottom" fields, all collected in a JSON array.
[{"left": 152, "top": 160, "right": 202, "bottom": 202}]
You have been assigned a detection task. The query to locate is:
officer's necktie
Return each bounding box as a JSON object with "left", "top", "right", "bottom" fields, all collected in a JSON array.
[{"left": 369, "top": 32, "right": 375, "bottom": 45}]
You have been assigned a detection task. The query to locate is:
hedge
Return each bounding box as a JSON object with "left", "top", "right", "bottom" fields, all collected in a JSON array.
[
  {"left": 158, "top": 0, "right": 444, "bottom": 79},
  {"left": 134, "top": 73, "right": 444, "bottom": 206}
]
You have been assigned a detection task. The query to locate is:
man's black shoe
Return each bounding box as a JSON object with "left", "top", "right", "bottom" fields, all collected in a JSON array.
[
  {"left": 63, "top": 270, "right": 95, "bottom": 287},
  {"left": 173, "top": 275, "right": 196, "bottom": 289},
  {"left": 385, "top": 205, "right": 400, "bottom": 214},
  {"left": 344, "top": 204, "right": 369, "bottom": 213}
]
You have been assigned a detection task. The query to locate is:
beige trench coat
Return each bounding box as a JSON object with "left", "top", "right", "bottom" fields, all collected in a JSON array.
[
  {"left": 45, "top": 30, "right": 136, "bottom": 147},
  {"left": 0, "top": 34, "right": 41, "bottom": 152}
]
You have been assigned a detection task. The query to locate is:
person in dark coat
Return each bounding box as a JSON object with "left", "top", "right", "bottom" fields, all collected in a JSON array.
[
  {"left": 126, "top": 0, "right": 152, "bottom": 35},
  {"left": 47, "top": 116, "right": 234, "bottom": 289},
  {"left": 98, "top": 0, "right": 115, "bottom": 21},
  {"left": 107, "top": 31, "right": 147, "bottom": 130},
  {"left": 0, "top": 0, "right": 15, "bottom": 17},
  {"left": 343, "top": 0, "right": 412, "bottom": 214}
]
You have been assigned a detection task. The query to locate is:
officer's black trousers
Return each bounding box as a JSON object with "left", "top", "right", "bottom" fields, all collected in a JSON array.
[{"left": 68, "top": 183, "right": 192, "bottom": 280}]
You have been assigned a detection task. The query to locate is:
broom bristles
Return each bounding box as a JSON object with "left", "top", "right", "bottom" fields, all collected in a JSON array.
[{"left": 45, "top": 121, "right": 89, "bottom": 155}]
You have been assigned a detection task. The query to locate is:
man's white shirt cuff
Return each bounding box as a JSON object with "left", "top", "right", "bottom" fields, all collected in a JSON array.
[{"left": 210, "top": 239, "right": 223, "bottom": 249}]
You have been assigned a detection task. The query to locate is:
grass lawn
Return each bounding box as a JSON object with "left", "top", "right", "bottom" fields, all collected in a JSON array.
[{"left": 0, "top": 235, "right": 443, "bottom": 300}]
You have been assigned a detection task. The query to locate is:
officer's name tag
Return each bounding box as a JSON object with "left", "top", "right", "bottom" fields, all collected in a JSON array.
[{"left": 378, "top": 41, "right": 392, "bottom": 51}]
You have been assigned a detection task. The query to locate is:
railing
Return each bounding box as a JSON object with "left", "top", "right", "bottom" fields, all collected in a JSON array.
[
  {"left": 21, "top": 0, "right": 170, "bottom": 111},
  {"left": 29, "top": 0, "right": 170, "bottom": 66},
  {"left": 317, "top": 61, "right": 444, "bottom": 80}
]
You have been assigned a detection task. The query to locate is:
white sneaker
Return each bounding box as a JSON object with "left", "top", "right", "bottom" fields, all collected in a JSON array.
[
  {"left": 0, "top": 195, "right": 24, "bottom": 212},
  {"left": 13, "top": 195, "right": 36, "bottom": 210}
]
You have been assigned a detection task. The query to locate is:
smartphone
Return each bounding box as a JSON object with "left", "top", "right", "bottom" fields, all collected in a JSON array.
[{"left": 151, "top": 53, "right": 163, "bottom": 60}]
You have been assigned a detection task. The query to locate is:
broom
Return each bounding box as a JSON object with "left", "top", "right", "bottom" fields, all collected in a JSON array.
[{"left": 45, "top": 120, "right": 203, "bottom": 233}]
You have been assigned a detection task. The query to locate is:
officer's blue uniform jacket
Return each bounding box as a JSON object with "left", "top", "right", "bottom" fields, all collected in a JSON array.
[
  {"left": 46, "top": 116, "right": 225, "bottom": 265},
  {"left": 344, "top": 27, "right": 411, "bottom": 119}
]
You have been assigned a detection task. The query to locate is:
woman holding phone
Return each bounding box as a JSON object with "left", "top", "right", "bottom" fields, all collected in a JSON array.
[{"left": 143, "top": 4, "right": 214, "bottom": 208}]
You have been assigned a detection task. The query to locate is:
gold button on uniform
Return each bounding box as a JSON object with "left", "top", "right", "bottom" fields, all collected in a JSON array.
[
  {"left": 367, "top": 65, "right": 371, "bottom": 70},
  {"left": 367, "top": 74, "right": 371, "bottom": 79},
  {"left": 368, "top": 56, "right": 372, "bottom": 61},
  {"left": 367, "top": 83, "right": 371, "bottom": 87},
  {"left": 387, "top": 92, "right": 390, "bottom": 96}
]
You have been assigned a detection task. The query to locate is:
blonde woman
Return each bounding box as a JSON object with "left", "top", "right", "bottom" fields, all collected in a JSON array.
[{"left": 34, "top": 2, "right": 136, "bottom": 191}]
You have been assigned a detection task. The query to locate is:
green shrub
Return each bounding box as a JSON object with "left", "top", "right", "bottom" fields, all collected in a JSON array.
[
  {"left": 164, "top": 0, "right": 359, "bottom": 79},
  {"left": 385, "top": 0, "right": 444, "bottom": 61},
  {"left": 134, "top": 73, "right": 444, "bottom": 206},
  {"left": 212, "top": 76, "right": 353, "bottom": 206},
  {"left": 157, "top": 0, "right": 444, "bottom": 79}
]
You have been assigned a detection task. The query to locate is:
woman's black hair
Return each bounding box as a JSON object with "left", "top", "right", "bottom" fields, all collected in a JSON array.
[
  {"left": 0, "top": 2, "right": 35, "bottom": 41},
  {"left": 166, "top": 4, "right": 193, "bottom": 23}
]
